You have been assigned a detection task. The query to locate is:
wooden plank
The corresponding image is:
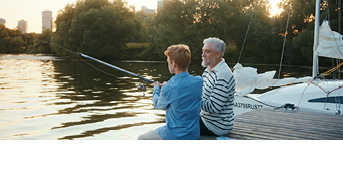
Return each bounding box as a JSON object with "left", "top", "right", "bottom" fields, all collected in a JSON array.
[
  {"left": 224, "top": 109, "right": 343, "bottom": 140},
  {"left": 237, "top": 111, "right": 342, "bottom": 128},
  {"left": 232, "top": 123, "right": 343, "bottom": 140},
  {"left": 234, "top": 118, "right": 343, "bottom": 138}
]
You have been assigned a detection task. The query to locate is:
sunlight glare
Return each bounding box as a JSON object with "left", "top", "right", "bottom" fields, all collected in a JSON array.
[{"left": 269, "top": 0, "right": 284, "bottom": 17}]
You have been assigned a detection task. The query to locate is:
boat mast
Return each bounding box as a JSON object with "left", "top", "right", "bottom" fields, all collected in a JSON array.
[{"left": 313, "top": 0, "right": 321, "bottom": 78}]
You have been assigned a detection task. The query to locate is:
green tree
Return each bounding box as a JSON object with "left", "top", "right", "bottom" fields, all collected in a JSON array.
[
  {"left": 52, "top": 0, "right": 142, "bottom": 60},
  {"left": 0, "top": 25, "right": 9, "bottom": 53},
  {"left": 278, "top": 0, "right": 338, "bottom": 66},
  {"left": 7, "top": 36, "right": 26, "bottom": 53},
  {"left": 27, "top": 30, "right": 53, "bottom": 54},
  {"left": 133, "top": 10, "right": 155, "bottom": 43},
  {"left": 146, "top": 0, "right": 277, "bottom": 63},
  {"left": 234, "top": 1, "right": 285, "bottom": 64},
  {"left": 147, "top": 0, "right": 235, "bottom": 61},
  {"left": 277, "top": 0, "right": 315, "bottom": 65},
  {"left": 0, "top": 25, "right": 25, "bottom": 53}
]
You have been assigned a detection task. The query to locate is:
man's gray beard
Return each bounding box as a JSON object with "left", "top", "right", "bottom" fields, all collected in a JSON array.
[
  {"left": 201, "top": 60, "right": 207, "bottom": 67},
  {"left": 201, "top": 56, "right": 215, "bottom": 67},
  {"left": 201, "top": 51, "right": 217, "bottom": 67}
]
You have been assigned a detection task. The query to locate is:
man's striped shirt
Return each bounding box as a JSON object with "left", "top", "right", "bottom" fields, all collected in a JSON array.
[{"left": 200, "top": 59, "right": 235, "bottom": 136}]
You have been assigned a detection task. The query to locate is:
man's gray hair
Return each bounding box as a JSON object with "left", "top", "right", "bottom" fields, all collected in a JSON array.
[{"left": 203, "top": 37, "right": 226, "bottom": 58}]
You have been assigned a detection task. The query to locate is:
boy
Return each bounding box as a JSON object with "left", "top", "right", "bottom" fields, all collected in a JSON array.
[{"left": 138, "top": 44, "right": 203, "bottom": 140}]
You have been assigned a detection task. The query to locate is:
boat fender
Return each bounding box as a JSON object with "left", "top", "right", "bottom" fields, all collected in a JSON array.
[
  {"left": 336, "top": 110, "right": 341, "bottom": 115},
  {"left": 281, "top": 103, "right": 296, "bottom": 111}
]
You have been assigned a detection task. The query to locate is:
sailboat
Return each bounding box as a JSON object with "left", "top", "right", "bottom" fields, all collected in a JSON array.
[{"left": 233, "top": 0, "right": 343, "bottom": 116}]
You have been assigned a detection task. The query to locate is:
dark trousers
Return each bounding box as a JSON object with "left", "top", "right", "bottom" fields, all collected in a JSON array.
[{"left": 199, "top": 117, "right": 218, "bottom": 136}]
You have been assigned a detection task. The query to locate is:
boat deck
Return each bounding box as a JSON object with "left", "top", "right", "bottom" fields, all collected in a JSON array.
[{"left": 200, "top": 109, "right": 343, "bottom": 140}]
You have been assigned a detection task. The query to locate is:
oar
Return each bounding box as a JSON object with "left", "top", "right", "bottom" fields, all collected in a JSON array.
[{"left": 78, "top": 53, "right": 155, "bottom": 84}]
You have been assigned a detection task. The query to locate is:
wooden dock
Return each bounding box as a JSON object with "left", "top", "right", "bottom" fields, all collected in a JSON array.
[{"left": 200, "top": 109, "right": 343, "bottom": 140}]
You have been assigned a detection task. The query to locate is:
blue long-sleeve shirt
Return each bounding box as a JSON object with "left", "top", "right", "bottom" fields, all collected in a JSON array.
[{"left": 153, "top": 71, "right": 203, "bottom": 140}]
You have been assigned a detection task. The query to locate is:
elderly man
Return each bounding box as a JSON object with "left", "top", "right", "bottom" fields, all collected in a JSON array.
[{"left": 199, "top": 37, "right": 236, "bottom": 137}]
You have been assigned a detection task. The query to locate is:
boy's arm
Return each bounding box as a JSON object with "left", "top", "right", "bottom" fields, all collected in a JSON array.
[{"left": 152, "top": 82, "right": 169, "bottom": 109}]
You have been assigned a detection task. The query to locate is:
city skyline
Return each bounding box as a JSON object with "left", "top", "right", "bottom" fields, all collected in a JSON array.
[
  {"left": 17, "top": 19, "right": 27, "bottom": 34},
  {"left": 0, "top": 0, "right": 158, "bottom": 33},
  {"left": 1, "top": 0, "right": 282, "bottom": 34},
  {"left": 42, "top": 10, "right": 53, "bottom": 32}
]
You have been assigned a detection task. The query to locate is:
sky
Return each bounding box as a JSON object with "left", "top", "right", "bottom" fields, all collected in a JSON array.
[
  {"left": 0, "top": 0, "right": 282, "bottom": 33},
  {"left": 0, "top": 0, "right": 158, "bottom": 33}
]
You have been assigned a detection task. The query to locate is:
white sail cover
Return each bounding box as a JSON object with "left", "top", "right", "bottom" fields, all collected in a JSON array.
[
  {"left": 233, "top": 63, "right": 275, "bottom": 96},
  {"left": 233, "top": 63, "right": 313, "bottom": 96},
  {"left": 317, "top": 20, "right": 343, "bottom": 59},
  {"left": 233, "top": 20, "right": 342, "bottom": 96}
]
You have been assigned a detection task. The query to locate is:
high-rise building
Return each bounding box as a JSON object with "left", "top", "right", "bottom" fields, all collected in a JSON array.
[
  {"left": 141, "top": 6, "right": 155, "bottom": 14},
  {"left": 18, "top": 20, "right": 28, "bottom": 34},
  {"left": 157, "top": 0, "right": 164, "bottom": 12},
  {"left": 42, "top": 10, "right": 52, "bottom": 32},
  {"left": 0, "top": 18, "right": 6, "bottom": 26}
]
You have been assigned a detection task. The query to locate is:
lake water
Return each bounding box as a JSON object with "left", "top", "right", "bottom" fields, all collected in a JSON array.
[{"left": 0, "top": 54, "right": 331, "bottom": 140}]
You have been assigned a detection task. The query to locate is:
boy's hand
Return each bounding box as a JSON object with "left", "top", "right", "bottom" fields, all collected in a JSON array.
[
  {"left": 152, "top": 81, "right": 161, "bottom": 87},
  {"left": 152, "top": 81, "right": 167, "bottom": 88}
]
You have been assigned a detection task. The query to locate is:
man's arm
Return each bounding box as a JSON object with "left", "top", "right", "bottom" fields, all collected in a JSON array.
[{"left": 201, "top": 76, "right": 235, "bottom": 114}]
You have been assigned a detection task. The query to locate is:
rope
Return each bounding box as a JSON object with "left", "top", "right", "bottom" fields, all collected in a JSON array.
[
  {"left": 277, "top": 2, "right": 292, "bottom": 79},
  {"left": 236, "top": 1, "right": 293, "bottom": 79},
  {"left": 308, "top": 80, "right": 343, "bottom": 112},
  {"left": 295, "top": 81, "right": 311, "bottom": 112},
  {"left": 237, "top": 8, "right": 254, "bottom": 63},
  {"left": 243, "top": 95, "right": 283, "bottom": 109},
  {"left": 319, "top": 61, "right": 343, "bottom": 78}
]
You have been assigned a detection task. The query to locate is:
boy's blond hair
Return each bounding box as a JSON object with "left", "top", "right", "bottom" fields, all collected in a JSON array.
[{"left": 164, "top": 44, "right": 191, "bottom": 71}]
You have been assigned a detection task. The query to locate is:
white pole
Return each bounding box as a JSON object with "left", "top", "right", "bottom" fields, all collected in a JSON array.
[{"left": 312, "top": 0, "right": 321, "bottom": 78}]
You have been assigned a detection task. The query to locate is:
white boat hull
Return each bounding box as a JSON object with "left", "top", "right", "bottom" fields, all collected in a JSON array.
[
  {"left": 233, "top": 94, "right": 272, "bottom": 116},
  {"left": 234, "top": 80, "right": 343, "bottom": 116}
]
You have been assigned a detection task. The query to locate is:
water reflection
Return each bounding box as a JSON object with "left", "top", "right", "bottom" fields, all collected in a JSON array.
[
  {"left": 58, "top": 120, "right": 166, "bottom": 140},
  {"left": 1, "top": 54, "right": 332, "bottom": 140},
  {"left": 0, "top": 55, "right": 168, "bottom": 140}
]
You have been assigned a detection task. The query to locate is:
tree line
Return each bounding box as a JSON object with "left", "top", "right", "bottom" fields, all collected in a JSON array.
[{"left": 0, "top": 0, "right": 341, "bottom": 66}]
